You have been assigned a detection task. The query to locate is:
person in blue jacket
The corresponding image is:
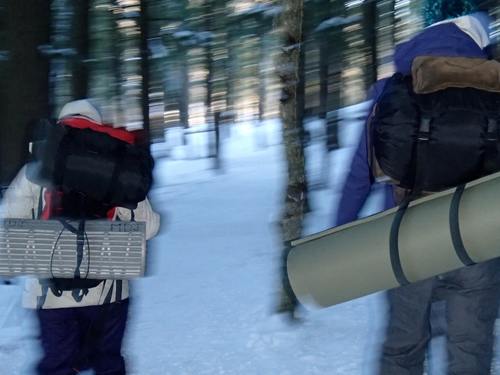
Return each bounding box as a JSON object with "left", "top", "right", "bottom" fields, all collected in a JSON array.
[{"left": 334, "top": 2, "right": 500, "bottom": 374}]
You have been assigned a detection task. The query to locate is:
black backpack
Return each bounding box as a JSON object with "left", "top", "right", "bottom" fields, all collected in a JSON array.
[
  {"left": 26, "top": 116, "right": 152, "bottom": 302},
  {"left": 370, "top": 73, "right": 500, "bottom": 192},
  {"left": 27, "top": 117, "right": 153, "bottom": 209}
]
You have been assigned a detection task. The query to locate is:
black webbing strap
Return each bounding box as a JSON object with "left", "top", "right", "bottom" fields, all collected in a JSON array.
[
  {"left": 449, "top": 184, "right": 476, "bottom": 266},
  {"left": 74, "top": 219, "right": 86, "bottom": 279},
  {"left": 55, "top": 218, "right": 89, "bottom": 302},
  {"left": 54, "top": 219, "right": 86, "bottom": 277},
  {"left": 387, "top": 115, "right": 431, "bottom": 287},
  {"left": 413, "top": 116, "right": 431, "bottom": 192},
  {"left": 36, "top": 188, "right": 44, "bottom": 219},
  {"left": 72, "top": 219, "right": 88, "bottom": 303},
  {"left": 48, "top": 219, "right": 79, "bottom": 298},
  {"left": 389, "top": 198, "right": 411, "bottom": 286},
  {"left": 57, "top": 218, "right": 78, "bottom": 234},
  {"left": 484, "top": 118, "right": 498, "bottom": 174},
  {"left": 400, "top": 116, "right": 430, "bottom": 191}
]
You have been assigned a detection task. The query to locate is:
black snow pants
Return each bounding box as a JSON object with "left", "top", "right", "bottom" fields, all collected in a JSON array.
[{"left": 378, "top": 257, "right": 500, "bottom": 375}]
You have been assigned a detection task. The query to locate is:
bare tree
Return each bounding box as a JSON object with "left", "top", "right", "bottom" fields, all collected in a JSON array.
[
  {"left": 362, "top": 0, "right": 378, "bottom": 89},
  {"left": 276, "top": 0, "right": 308, "bottom": 320},
  {"left": 71, "top": 0, "right": 90, "bottom": 99},
  {"left": 139, "top": 0, "right": 151, "bottom": 145}
]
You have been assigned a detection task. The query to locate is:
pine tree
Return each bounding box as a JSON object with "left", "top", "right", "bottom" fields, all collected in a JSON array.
[{"left": 423, "top": 0, "right": 480, "bottom": 26}]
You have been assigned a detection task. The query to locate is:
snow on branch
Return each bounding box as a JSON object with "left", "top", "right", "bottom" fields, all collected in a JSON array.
[
  {"left": 315, "top": 15, "right": 361, "bottom": 32},
  {"left": 37, "top": 45, "right": 77, "bottom": 57},
  {"left": 234, "top": 4, "right": 282, "bottom": 18}
]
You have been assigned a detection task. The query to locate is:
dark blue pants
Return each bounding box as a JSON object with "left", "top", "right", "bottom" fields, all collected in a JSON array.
[
  {"left": 36, "top": 299, "right": 129, "bottom": 375},
  {"left": 379, "top": 258, "right": 500, "bottom": 375}
]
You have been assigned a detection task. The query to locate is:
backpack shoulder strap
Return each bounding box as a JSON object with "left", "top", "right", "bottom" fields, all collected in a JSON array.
[{"left": 36, "top": 187, "right": 44, "bottom": 219}]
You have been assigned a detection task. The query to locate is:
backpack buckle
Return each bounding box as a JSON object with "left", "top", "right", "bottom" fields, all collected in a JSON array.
[
  {"left": 418, "top": 117, "right": 431, "bottom": 141},
  {"left": 487, "top": 118, "right": 498, "bottom": 142}
]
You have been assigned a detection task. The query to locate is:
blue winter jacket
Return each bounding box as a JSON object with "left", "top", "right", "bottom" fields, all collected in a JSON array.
[{"left": 334, "top": 21, "right": 489, "bottom": 226}]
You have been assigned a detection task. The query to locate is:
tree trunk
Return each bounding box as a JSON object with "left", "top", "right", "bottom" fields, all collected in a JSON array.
[
  {"left": 178, "top": 46, "right": 190, "bottom": 130},
  {"left": 204, "top": 0, "right": 217, "bottom": 129},
  {"left": 318, "top": 1, "right": 345, "bottom": 151},
  {"left": 317, "top": 0, "right": 332, "bottom": 119},
  {"left": 0, "top": 0, "right": 51, "bottom": 184},
  {"left": 139, "top": 0, "right": 150, "bottom": 146},
  {"left": 362, "top": 0, "right": 378, "bottom": 90},
  {"left": 112, "top": 0, "right": 125, "bottom": 126},
  {"left": 205, "top": 44, "right": 214, "bottom": 127},
  {"left": 226, "top": 25, "right": 237, "bottom": 119},
  {"left": 325, "top": 27, "right": 344, "bottom": 152},
  {"left": 318, "top": 36, "right": 329, "bottom": 119},
  {"left": 258, "top": 31, "right": 267, "bottom": 122},
  {"left": 276, "top": 0, "right": 308, "bottom": 319},
  {"left": 389, "top": 0, "right": 396, "bottom": 48},
  {"left": 71, "top": 0, "right": 90, "bottom": 99},
  {"left": 212, "top": 0, "right": 228, "bottom": 167},
  {"left": 296, "top": 38, "right": 306, "bottom": 128}
]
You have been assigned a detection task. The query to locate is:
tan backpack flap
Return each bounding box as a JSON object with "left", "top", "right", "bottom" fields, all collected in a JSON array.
[{"left": 412, "top": 56, "right": 500, "bottom": 94}]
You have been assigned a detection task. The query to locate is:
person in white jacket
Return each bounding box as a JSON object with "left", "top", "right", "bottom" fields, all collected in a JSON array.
[{"left": 1, "top": 99, "right": 160, "bottom": 375}]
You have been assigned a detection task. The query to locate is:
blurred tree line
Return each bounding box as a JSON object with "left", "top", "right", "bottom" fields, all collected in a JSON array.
[{"left": 0, "top": 0, "right": 499, "bottom": 186}]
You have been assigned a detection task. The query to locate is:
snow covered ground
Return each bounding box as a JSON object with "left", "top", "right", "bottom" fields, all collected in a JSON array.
[{"left": 1, "top": 108, "right": 500, "bottom": 374}]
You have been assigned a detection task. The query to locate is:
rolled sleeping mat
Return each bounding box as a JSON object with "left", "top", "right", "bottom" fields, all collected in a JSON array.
[{"left": 287, "top": 171, "right": 500, "bottom": 309}]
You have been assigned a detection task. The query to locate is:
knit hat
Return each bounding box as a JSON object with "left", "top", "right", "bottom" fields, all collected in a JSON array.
[
  {"left": 58, "top": 99, "right": 103, "bottom": 124},
  {"left": 423, "top": 0, "right": 485, "bottom": 27}
]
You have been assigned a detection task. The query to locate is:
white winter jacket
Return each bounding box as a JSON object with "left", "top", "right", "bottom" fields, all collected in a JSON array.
[{"left": 0, "top": 165, "right": 160, "bottom": 309}]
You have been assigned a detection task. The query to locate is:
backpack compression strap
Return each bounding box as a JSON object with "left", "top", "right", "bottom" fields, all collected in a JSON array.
[
  {"left": 449, "top": 184, "right": 476, "bottom": 267},
  {"left": 389, "top": 185, "right": 477, "bottom": 288},
  {"left": 389, "top": 197, "right": 412, "bottom": 286},
  {"left": 387, "top": 116, "right": 432, "bottom": 287},
  {"left": 40, "top": 190, "right": 111, "bottom": 302}
]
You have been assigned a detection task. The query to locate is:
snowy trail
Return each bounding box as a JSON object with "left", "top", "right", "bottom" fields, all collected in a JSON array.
[
  {"left": 1, "top": 115, "right": 500, "bottom": 374},
  {"left": 124, "top": 122, "right": 386, "bottom": 375}
]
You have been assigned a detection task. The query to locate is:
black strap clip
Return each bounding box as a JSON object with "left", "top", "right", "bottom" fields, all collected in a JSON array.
[
  {"left": 418, "top": 117, "right": 431, "bottom": 142},
  {"left": 487, "top": 118, "right": 498, "bottom": 142}
]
